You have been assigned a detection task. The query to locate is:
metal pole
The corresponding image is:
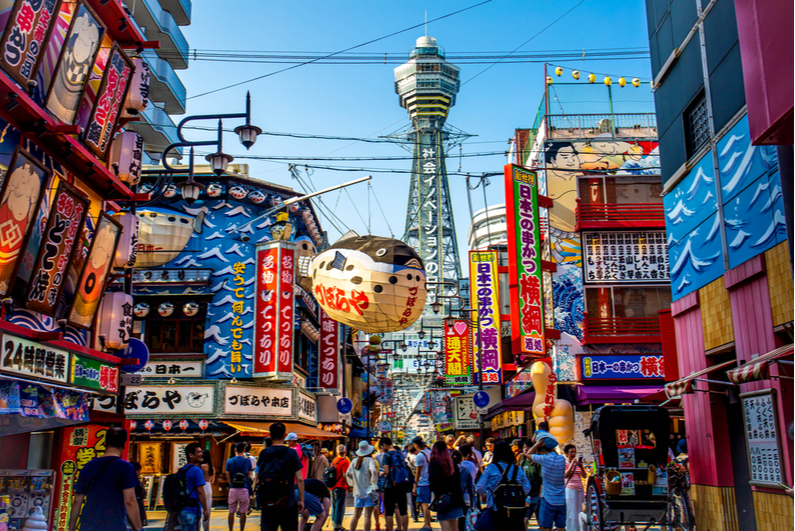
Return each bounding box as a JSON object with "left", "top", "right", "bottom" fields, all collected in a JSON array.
[{"left": 476, "top": 309, "right": 484, "bottom": 447}]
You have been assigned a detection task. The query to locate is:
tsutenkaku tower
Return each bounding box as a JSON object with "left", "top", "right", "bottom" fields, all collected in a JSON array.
[{"left": 394, "top": 36, "right": 464, "bottom": 299}]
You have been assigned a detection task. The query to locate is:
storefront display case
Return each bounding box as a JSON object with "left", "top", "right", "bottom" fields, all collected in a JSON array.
[{"left": 0, "top": 470, "right": 54, "bottom": 530}]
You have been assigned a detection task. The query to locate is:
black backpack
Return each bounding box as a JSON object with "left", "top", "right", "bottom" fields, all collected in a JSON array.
[
  {"left": 323, "top": 460, "right": 338, "bottom": 488},
  {"left": 492, "top": 463, "right": 526, "bottom": 511},
  {"left": 228, "top": 456, "right": 250, "bottom": 489},
  {"left": 257, "top": 447, "right": 292, "bottom": 508},
  {"left": 163, "top": 464, "right": 199, "bottom": 513}
]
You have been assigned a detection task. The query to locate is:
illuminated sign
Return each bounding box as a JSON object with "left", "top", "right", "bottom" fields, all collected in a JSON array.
[{"left": 254, "top": 241, "right": 295, "bottom": 380}]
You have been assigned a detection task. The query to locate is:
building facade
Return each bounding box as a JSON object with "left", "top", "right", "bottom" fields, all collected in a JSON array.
[
  {"left": 467, "top": 204, "right": 507, "bottom": 250},
  {"left": 645, "top": 0, "right": 793, "bottom": 529}
]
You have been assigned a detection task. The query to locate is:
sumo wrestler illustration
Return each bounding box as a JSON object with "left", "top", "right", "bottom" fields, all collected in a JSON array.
[{"left": 70, "top": 219, "right": 118, "bottom": 326}]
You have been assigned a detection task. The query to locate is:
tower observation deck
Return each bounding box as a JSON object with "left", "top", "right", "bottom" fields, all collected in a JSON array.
[{"left": 394, "top": 36, "right": 467, "bottom": 301}]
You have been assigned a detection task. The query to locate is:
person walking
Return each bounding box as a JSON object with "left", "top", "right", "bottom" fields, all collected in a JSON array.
[
  {"left": 201, "top": 452, "right": 215, "bottom": 531},
  {"left": 451, "top": 450, "right": 475, "bottom": 531},
  {"left": 411, "top": 437, "right": 433, "bottom": 531},
  {"left": 299, "top": 478, "right": 332, "bottom": 531},
  {"left": 330, "top": 445, "right": 351, "bottom": 531},
  {"left": 520, "top": 440, "right": 543, "bottom": 531},
  {"left": 68, "top": 427, "right": 142, "bottom": 531},
  {"left": 564, "top": 444, "right": 585, "bottom": 531},
  {"left": 286, "top": 433, "right": 309, "bottom": 479},
  {"left": 476, "top": 440, "right": 531, "bottom": 531},
  {"left": 311, "top": 448, "right": 330, "bottom": 481},
  {"left": 176, "top": 443, "right": 210, "bottom": 531},
  {"left": 428, "top": 441, "right": 465, "bottom": 531},
  {"left": 457, "top": 446, "right": 478, "bottom": 483},
  {"left": 345, "top": 441, "right": 379, "bottom": 531},
  {"left": 481, "top": 438, "right": 495, "bottom": 470},
  {"left": 257, "top": 422, "right": 305, "bottom": 531},
  {"left": 530, "top": 434, "right": 567, "bottom": 531},
  {"left": 405, "top": 446, "right": 420, "bottom": 523},
  {"left": 379, "top": 437, "right": 411, "bottom": 531},
  {"left": 227, "top": 442, "right": 254, "bottom": 531}
]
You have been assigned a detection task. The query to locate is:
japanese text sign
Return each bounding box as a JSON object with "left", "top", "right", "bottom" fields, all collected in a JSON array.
[
  {"left": 297, "top": 391, "right": 317, "bottom": 423},
  {"left": 26, "top": 181, "right": 88, "bottom": 315},
  {"left": 83, "top": 44, "right": 132, "bottom": 159},
  {"left": 0, "top": 0, "right": 62, "bottom": 87},
  {"left": 581, "top": 355, "right": 666, "bottom": 380},
  {"left": 224, "top": 385, "right": 292, "bottom": 416},
  {"left": 443, "top": 319, "right": 471, "bottom": 386},
  {"left": 1, "top": 334, "right": 69, "bottom": 384},
  {"left": 469, "top": 250, "right": 502, "bottom": 384},
  {"left": 318, "top": 308, "right": 340, "bottom": 391},
  {"left": 101, "top": 385, "right": 215, "bottom": 415},
  {"left": 583, "top": 231, "right": 669, "bottom": 283},
  {"left": 229, "top": 260, "right": 248, "bottom": 375},
  {"left": 254, "top": 241, "right": 295, "bottom": 379},
  {"left": 505, "top": 164, "right": 545, "bottom": 356},
  {"left": 69, "top": 353, "right": 119, "bottom": 393},
  {"left": 137, "top": 360, "right": 202, "bottom": 378},
  {"left": 741, "top": 390, "right": 783, "bottom": 487}
]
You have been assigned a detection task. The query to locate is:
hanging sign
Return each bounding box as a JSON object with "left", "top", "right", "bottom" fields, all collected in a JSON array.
[
  {"left": 504, "top": 164, "right": 545, "bottom": 356},
  {"left": 229, "top": 260, "right": 249, "bottom": 375},
  {"left": 297, "top": 391, "right": 317, "bottom": 423},
  {"left": 25, "top": 180, "right": 89, "bottom": 315},
  {"left": 469, "top": 250, "right": 502, "bottom": 384},
  {"left": 454, "top": 394, "right": 479, "bottom": 430},
  {"left": 443, "top": 319, "right": 472, "bottom": 386},
  {"left": 94, "top": 385, "right": 215, "bottom": 415},
  {"left": 84, "top": 43, "right": 133, "bottom": 158},
  {"left": 0, "top": 335, "right": 69, "bottom": 384},
  {"left": 318, "top": 308, "right": 340, "bottom": 392},
  {"left": 162, "top": 419, "right": 172, "bottom": 432},
  {"left": 224, "top": 385, "right": 292, "bottom": 416},
  {"left": 136, "top": 360, "right": 203, "bottom": 378},
  {"left": 139, "top": 442, "right": 161, "bottom": 475},
  {"left": 0, "top": 0, "right": 63, "bottom": 87},
  {"left": 69, "top": 353, "right": 119, "bottom": 393},
  {"left": 581, "top": 354, "right": 665, "bottom": 380},
  {"left": 253, "top": 241, "right": 295, "bottom": 380},
  {"left": 741, "top": 390, "right": 784, "bottom": 488},
  {"left": 583, "top": 231, "right": 669, "bottom": 283}
]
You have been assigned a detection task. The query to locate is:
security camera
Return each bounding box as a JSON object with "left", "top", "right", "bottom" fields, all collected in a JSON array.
[{"left": 240, "top": 235, "right": 251, "bottom": 242}]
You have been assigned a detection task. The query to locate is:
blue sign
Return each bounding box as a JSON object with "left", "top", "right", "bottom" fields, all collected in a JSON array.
[
  {"left": 337, "top": 397, "right": 353, "bottom": 414},
  {"left": 120, "top": 338, "right": 150, "bottom": 373},
  {"left": 580, "top": 354, "right": 665, "bottom": 380},
  {"left": 473, "top": 391, "right": 491, "bottom": 408}
]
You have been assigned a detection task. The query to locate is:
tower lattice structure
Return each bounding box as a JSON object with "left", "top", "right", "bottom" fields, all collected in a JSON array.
[{"left": 393, "top": 36, "right": 469, "bottom": 304}]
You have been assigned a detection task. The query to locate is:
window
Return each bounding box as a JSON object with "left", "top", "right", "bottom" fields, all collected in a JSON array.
[
  {"left": 685, "top": 92, "right": 710, "bottom": 157},
  {"left": 585, "top": 287, "right": 671, "bottom": 319},
  {"left": 145, "top": 319, "right": 204, "bottom": 353}
]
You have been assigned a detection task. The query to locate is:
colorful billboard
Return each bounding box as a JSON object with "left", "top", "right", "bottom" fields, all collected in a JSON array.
[
  {"left": 443, "top": 318, "right": 471, "bottom": 386},
  {"left": 0, "top": 0, "right": 63, "bottom": 87},
  {"left": 318, "top": 308, "right": 340, "bottom": 392},
  {"left": 580, "top": 354, "right": 665, "bottom": 380},
  {"left": 505, "top": 164, "right": 545, "bottom": 356},
  {"left": 469, "top": 250, "right": 502, "bottom": 385},
  {"left": 83, "top": 43, "right": 132, "bottom": 159}
]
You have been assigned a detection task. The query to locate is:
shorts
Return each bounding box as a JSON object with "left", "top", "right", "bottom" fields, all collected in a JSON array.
[
  {"left": 355, "top": 495, "right": 376, "bottom": 508},
  {"left": 525, "top": 496, "right": 540, "bottom": 520},
  {"left": 303, "top": 492, "right": 324, "bottom": 516},
  {"left": 228, "top": 488, "right": 250, "bottom": 514},
  {"left": 383, "top": 485, "right": 409, "bottom": 517},
  {"left": 416, "top": 485, "right": 431, "bottom": 505},
  {"left": 539, "top": 498, "right": 566, "bottom": 529},
  {"left": 436, "top": 504, "right": 464, "bottom": 522}
]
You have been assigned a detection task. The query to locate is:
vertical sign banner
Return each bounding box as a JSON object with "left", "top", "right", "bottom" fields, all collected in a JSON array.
[
  {"left": 229, "top": 260, "right": 248, "bottom": 375},
  {"left": 254, "top": 241, "right": 295, "bottom": 380},
  {"left": 318, "top": 308, "right": 340, "bottom": 392},
  {"left": 469, "top": 250, "right": 502, "bottom": 385},
  {"left": 741, "top": 390, "right": 783, "bottom": 487},
  {"left": 443, "top": 319, "right": 471, "bottom": 386},
  {"left": 83, "top": 43, "right": 133, "bottom": 159},
  {"left": 26, "top": 181, "right": 89, "bottom": 314},
  {"left": 504, "top": 164, "right": 545, "bottom": 356},
  {"left": 0, "top": 0, "right": 63, "bottom": 87}
]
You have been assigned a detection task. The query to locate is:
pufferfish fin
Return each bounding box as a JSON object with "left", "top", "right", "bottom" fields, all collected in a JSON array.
[{"left": 334, "top": 230, "right": 360, "bottom": 244}]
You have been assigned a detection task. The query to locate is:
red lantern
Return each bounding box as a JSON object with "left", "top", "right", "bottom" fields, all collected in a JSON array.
[
  {"left": 179, "top": 419, "right": 189, "bottom": 433},
  {"left": 144, "top": 420, "right": 154, "bottom": 433},
  {"left": 162, "top": 419, "right": 173, "bottom": 432},
  {"left": 128, "top": 420, "right": 137, "bottom": 432},
  {"left": 198, "top": 420, "right": 209, "bottom": 433}
]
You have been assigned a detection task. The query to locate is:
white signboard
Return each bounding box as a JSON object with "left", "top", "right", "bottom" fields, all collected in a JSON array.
[
  {"left": 172, "top": 443, "right": 189, "bottom": 473},
  {"left": 94, "top": 385, "right": 215, "bottom": 415},
  {"left": 454, "top": 395, "right": 480, "bottom": 430},
  {"left": 583, "top": 231, "right": 669, "bottom": 283},
  {"left": 224, "top": 386, "right": 292, "bottom": 416},
  {"left": 297, "top": 392, "right": 317, "bottom": 424},
  {"left": 0, "top": 335, "right": 70, "bottom": 384},
  {"left": 137, "top": 361, "right": 203, "bottom": 378},
  {"left": 741, "top": 390, "right": 783, "bottom": 487},
  {"left": 573, "top": 411, "right": 595, "bottom": 465}
]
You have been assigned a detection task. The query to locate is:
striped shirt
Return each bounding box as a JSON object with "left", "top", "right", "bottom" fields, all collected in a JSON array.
[{"left": 531, "top": 453, "right": 566, "bottom": 506}]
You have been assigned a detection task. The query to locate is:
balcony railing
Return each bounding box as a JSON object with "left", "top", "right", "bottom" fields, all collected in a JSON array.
[
  {"left": 547, "top": 113, "right": 657, "bottom": 140},
  {"left": 583, "top": 314, "right": 662, "bottom": 344},
  {"left": 141, "top": 50, "right": 187, "bottom": 114},
  {"left": 575, "top": 201, "right": 665, "bottom": 230}
]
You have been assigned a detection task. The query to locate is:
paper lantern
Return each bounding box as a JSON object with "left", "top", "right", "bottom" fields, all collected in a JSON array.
[
  {"left": 198, "top": 419, "right": 209, "bottom": 433},
  {"left": 144, "top": 420, "right": 154, "bottom": 433},
  {"left": 158, "top": 302, "right": 174, "bottom": 317},
  {"left": 618, "top": 77, "right": 626, "bottom": 87},
  {"left": 162, "top": 419, "right": 172, "bottom": 432},
  {"left": 97, "top": 291, "right": 133, "bottom": 350},
  {"left": 109, "top": 131, "right": 143, "bottom": 185},
  {"left": 229, "top": 186, "right": 247, "bottom": 199},
  {"left": 163, "top": 184, "right": 178, "bottom": 198},
  {"left": 123, "top": 56, "right": 150, "bottom": 115},
  {"left": 288, "top": 203, "right": 301, "bottom": 213},
  {"left": 545, "top": 76, "right": 553, "bottom": 84},
  {"left": 571, "top": 70, "right": 580, "bottom": 80},
  {"left": 588, "top": 73, "right": 596, "bottom": 83},
  {"left": 128, "top": 420, "right": 137, "bottom": 431},
  {"left": 179, "top": 419, "right": 189, "bottom": 433},
  {"left": 632, "top": 77, "right": 641, "bottom": 87},
  {"left": 133, "top": 302, "right": 150, "bottom": 317},
  {"left": 112, "top": 212, "right": 140, "bottom": 269},
  {"left": 183, "top": 301, "right": 199, "bottom": 316},
  {"left": 301, "top": 209, "right": 312, "bottom": 222},
  {"left": 603, "top": 76, "right": 612, "bottom": 86},
  {"left": 249, "top": 190, "right": 266, "bottom": 204},
  {"left": 136, "top": 209, "right": 196, "bottom": 268},
  {"left": 554, "top": 66, "right": 563, "bottom": 76},
  {"left": 270, "top": 195, "right": 283, "bottom": 207},
  {"left": 139, "top": 182, "right": 155, "bottom": 194},
  {"left": 307, "top": 234, "right": 427, "bottom": 333},
  {"left": 206, "top": 183, "right": 223, "bottom": 197}
]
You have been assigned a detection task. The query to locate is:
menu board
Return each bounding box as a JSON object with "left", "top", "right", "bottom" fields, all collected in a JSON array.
[
  {"left": 583, "top": 231, "right": 669, "bottom": 283},
  {"left": 740, "top": 390, "right": 783, "bottom": 487}
]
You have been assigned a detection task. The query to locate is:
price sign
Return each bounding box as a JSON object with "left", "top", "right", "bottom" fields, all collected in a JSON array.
[{"left": 740, "top": 389, "right": 784, "bottom": 488}]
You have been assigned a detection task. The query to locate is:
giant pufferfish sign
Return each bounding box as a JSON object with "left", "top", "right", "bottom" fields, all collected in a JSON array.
[{"left": 303, "top": 233, "right": 427, "bottom": 333}]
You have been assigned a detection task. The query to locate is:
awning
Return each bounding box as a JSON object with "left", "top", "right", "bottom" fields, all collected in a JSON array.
[
  {"left": 664, "top": 359, "right": 736, "bottom": 399},
  {"left": 500, "top": 391, "right": 536, "bottom": 410},
  {"left": 223, "top": 420, "right": 340, "bottom": 439},
  {"left": 727, "top": 344, "right": 794, "bottom": 384},
  {"left": 575, "top": 385, "right": 664, "bottom": 405}
]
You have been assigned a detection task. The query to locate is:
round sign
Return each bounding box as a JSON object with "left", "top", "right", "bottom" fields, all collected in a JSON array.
[
  {"left": 473, "top": 391, "right": 491, "bottom": 409},
  {"left": 337, "top": 398, "right": 353, "bottom": 414},
  {"left": 120, "top": 338, "right": 150, "bottom": 373},
  {"left": 378, "top": 420, "right": 392, "bottom": 433}
]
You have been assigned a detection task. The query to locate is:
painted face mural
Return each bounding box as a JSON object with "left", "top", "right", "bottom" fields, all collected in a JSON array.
[{"left": 69, "top": 216, "right": 120, "bottom": 327}]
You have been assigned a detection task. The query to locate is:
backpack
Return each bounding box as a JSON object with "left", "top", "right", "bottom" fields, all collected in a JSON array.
[
  {"left": 257, "top": 447, "right": 292, "bottom": 508},
  {"left": 492, "top": 463, "right": 526, "bottom": 511},
  {"left": 163, "top": 464, "right": 199, "bottom": 513},
  {"left": 386, "top": 450, "right": 412, "bottom": 487},
  {"left": 228, "top": 456, "right": 250, "bottom": 489},
  {"left": 323, "top": 460, "right": 338, "bottom": 488}
]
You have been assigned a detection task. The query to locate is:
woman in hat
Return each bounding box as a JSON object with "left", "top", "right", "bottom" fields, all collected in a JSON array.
[{"left": 346, "top": 441, "right": 379, "bottom": 531}]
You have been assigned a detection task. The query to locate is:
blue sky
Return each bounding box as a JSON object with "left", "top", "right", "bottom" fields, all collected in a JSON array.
[{"left": 177, "top": 0, "right": 653, "bottom": 259}]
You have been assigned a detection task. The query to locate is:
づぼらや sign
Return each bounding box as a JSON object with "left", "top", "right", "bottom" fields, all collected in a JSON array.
[{"left": 224, "top": 385, "right": 292, "bottom": 416}]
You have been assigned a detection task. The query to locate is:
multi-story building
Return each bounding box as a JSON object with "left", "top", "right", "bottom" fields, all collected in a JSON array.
[
  {"left": 644, "top": 1, "right": 793, "bottom": 529},
  {"left": 468, "top": 204, "right": 507, "bottom": 250}
]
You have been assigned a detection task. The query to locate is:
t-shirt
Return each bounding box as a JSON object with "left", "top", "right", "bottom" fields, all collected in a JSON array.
[
  {"left": 74, "top": 456, "right": 138, "bottom": 531},
  {"left": 181, "top": 464, "right": 207, "bottom": 513},
  {"left": 531, "top": 454, "right": 566, "bottom": 506},
  {"left": 415, "top": 449, "right": 431, "bottom": 486},
  {"left": 332, "top": 456, "right": 350, "bottom": 490},
  {"left": 565, "top": 460, "right": 584, "bottom": 491},
  {"left": 304, "top": 478, "right": 331, "bottom": 499},
  {"left": 257, "top": 445, "right": 303, "bottom": 507},
  {"left": 226, "top": 456, "right": 253, "bottom": 489}
]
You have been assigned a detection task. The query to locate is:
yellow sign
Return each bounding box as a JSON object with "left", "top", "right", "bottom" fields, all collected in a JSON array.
[{"left": 469, "top": 251, "right": 502, "bottom": 384}]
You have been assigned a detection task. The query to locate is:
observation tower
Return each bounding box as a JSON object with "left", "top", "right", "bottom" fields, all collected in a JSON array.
[{"left": 393, "top": 36, "right": 468, "bottom": 301}]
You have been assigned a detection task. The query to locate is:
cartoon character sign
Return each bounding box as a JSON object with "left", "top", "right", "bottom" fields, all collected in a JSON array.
[
  {"left": 0, "top": 149, "right": 49, "bottom": 296},
  {"left": 68, "top": 213, "right": 121, "bottom": 328},
  {"left": 46, "top": 4, "right": 105, "bottom": 124},
  {"left": 270, "top": 212, "right": 293, "bottom": 241}
]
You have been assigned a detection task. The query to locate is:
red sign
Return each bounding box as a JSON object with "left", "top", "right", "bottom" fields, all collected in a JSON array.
[
  {"left": 254, "top": 241, "right": 295, "bottom": 379},
  {"left": 443, "top": 319, "right": 472, "bottom": 386},
  {"left": 318, "top": 308, "right": 340, "bottom": 391},
  {"left": 0, "top": 0, "right": 62, "bottom": 87},
  {"left": 84, "top": 44, "right": 133, "bottom": 159}
]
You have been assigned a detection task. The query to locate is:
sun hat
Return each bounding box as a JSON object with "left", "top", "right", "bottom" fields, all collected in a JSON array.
[
  {"left": 285, "top": 433, "right": 298, "bottom": 441},
  {"left": 356, "top": 440, "right": 375, "bottom": 456}
]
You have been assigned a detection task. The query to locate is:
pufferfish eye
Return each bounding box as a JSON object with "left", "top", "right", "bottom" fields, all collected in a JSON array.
[{"left": 376, "top": 248, "right": 387, "bottom": 257}]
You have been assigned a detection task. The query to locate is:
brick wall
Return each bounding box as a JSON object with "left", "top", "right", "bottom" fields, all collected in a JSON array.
[
  {"left": 764, "top": 242, "right": 793, "bottom": 328},
  {"left": 700, "top": 277, "right": 735, "bottom": 350},
  {"left": 691, "top": 484, "right": 739, "bottom": 531}
]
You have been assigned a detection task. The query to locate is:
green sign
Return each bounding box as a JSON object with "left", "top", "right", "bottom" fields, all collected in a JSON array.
[{"left": 70, "top": 354, "right": 119, "bottom": 393}]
